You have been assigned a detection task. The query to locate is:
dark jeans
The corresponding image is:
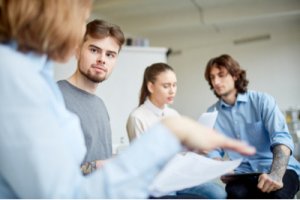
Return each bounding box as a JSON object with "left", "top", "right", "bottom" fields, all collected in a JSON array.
[{"left": 226, "top": 169, "right": 299, "bottom": 199}]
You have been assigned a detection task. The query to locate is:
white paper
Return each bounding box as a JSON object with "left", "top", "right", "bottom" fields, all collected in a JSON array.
[
  {"left": 198, "top": 111, "right": 218, "bottom": 128},
  {"left": 149, "top": 152, "right": 241, "bottom": 197}
]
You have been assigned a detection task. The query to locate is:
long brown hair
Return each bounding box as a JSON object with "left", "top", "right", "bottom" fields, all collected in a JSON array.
[
  {"left": 83, "top": 19, "right": 125, "bottom": 51},
  {"left": 204, "top": 54, "right": 249, "bottom": 98},
  {"left": 139, "top": 63, "right": 175, "bottom": 106},
  {"left": 0, "top": 0, "right": 92, "bottom": 62}
]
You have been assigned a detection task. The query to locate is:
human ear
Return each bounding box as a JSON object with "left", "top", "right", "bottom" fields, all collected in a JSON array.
[
  {"left": 147, "top": 82, "right": 154, "bottom": 93},
  {"left": 75, "top": 45, "right": 81, "bottom": 60}
]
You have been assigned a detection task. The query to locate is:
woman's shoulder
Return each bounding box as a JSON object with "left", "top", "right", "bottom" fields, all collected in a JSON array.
[{"left": 128, "top": 105, "right": 153, "bottom": 119}]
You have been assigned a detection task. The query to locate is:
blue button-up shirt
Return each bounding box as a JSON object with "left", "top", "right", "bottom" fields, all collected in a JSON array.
[
  {"left": 0, "top": 43, "right": 182, "bottom": 198},
  {"left": 207, "top": 91, "right": 300, "bottom": 177}
]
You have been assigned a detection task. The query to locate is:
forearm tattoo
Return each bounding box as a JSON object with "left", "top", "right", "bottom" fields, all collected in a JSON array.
[
  {"left": 270, "top": 145, "right": 290, "bottom": 179},
  {"left": 81, "top": 161, "right": 97, "bottom": 175}
]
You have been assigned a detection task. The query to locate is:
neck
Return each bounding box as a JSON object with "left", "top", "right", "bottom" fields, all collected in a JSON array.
[
  {"left": 68, "top": 70, "right": 99, "bottom": 94},
  {"left": 149, "top": 97, "right": 165, "bottom": 109}
]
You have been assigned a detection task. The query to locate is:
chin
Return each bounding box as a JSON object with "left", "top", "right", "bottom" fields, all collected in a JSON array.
[{"left": 215, "top": 90, "right": 223, "bottom": 96}]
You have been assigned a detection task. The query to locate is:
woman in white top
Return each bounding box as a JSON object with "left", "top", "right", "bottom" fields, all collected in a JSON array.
[
  {"left": 127, "top": 63, "right": 179, "bottom": 142},
  {"left": 126, "top": 62, "right": 228, "bottom": 199}
]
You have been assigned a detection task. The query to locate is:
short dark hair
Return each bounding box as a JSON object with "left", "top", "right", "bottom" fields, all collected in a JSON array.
[{"left": 83, "top": 19, "right": 125, "bottom": 51}]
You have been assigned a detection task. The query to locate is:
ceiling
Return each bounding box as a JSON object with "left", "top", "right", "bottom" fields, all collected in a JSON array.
[{"left": 91, "top": 0, "right": 300, "bottom": 48}]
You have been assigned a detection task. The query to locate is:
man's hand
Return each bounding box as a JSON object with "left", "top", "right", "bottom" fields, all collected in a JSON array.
[
  {"left": 257, "top": 173, "right": 283, "bottom": 193},
  {"left": 81, "top": 159, "right": 109, "bottom": 175},
  {"left": 95, "top": 159, "right": 108, "bottom": 169},
  {"left": 256, "top": 144, "right": 290, "bottom": 193}
]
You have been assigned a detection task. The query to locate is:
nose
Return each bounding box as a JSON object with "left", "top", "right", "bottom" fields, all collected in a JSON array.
[
  {"left": 169, "top": 86, "right": 176, "bottom": 94},
  {"left": 97, "top": 52, "right": 106, "bottom": 65},
  {"left": 212, "top": 76, "right": 221, "bottom": 86}
]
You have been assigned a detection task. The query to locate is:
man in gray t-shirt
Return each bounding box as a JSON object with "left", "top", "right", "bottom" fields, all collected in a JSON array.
[
  {"left": 58, "top": 80, "right": 112, "bottom": 163},
  {"left": 57, "top": 19, "right": 125, "bottom": 175}
]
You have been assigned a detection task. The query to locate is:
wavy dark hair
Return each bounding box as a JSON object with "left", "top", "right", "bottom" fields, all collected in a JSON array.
[
  {"left": 204, "top": 54, "right": 249, "bottom": 98},
  {"left": 139, "top": 63, "right": 174, "bottom": 106}
]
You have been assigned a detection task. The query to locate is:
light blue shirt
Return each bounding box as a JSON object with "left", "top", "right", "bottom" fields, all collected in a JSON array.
[
  {"left": 207, "top": 91, "right": 300, "bottom": 177},
  {"left": 0, "top": 43, "right": 182, "bottom": 198}
]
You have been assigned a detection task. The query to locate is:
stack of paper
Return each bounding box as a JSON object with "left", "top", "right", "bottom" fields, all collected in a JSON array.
[{"left": 149, "top": 152, "right": 241, "bottom": 197}]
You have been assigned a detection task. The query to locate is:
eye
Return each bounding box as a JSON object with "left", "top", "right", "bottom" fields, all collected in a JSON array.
[
  {"left": 89, "top": 47, "right": 98, "bottom": 53},
  {"left": 163, "top": 84, "right": 169, "bottom": 89},
  {"left": 219, "top": 72, "right": 227, "bottom": 78},
  {"left": 106, "top": 52, "right": 115, "bottom": 58}
]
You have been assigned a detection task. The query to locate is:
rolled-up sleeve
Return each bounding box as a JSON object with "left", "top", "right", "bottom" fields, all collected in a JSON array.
[{"left": 260, "top": 93, "right": 294, "bottom": 153}]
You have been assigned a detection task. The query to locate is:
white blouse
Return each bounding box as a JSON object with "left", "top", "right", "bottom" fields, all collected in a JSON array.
[{"left": 126, "top": 99, "right": 180, "bottom": 142}]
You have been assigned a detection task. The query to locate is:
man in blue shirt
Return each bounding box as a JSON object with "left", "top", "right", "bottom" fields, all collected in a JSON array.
[{"left": 205, "top": 54, "right": 300, "bottom": 198}]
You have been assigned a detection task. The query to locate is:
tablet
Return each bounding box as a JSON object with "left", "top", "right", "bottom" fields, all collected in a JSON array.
[{"left": 223, "top": 172, "right": 262, "bottom": 178}]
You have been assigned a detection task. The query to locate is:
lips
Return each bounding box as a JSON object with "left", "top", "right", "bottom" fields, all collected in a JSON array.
[
  {"left": 215, "top": 86, "right": 223, "bottom": 91},
  {"left": 91, "top": 64, "right": 107, "bottom": 73},
  {"left": 167, "top": 97, "right": 174, "bottom": 101}
]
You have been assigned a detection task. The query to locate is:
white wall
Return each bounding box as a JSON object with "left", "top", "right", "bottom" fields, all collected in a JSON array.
[{"left": 162, "top": 27, "right": 300, "bottom": 119}]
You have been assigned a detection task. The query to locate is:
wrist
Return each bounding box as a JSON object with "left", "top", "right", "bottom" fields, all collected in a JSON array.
[{"left": 81, "top": 160, "right": 97, "bottom": 175}]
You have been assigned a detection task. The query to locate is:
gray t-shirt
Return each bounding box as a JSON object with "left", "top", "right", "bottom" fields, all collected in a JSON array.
[{"left": 57, "top": 80, "right": 112, "bottom": 164}]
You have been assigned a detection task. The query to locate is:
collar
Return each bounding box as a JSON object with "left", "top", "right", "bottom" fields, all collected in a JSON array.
[
  {"left": 144, "top": 98, "right": 166, "bottom": 117},
  {"left": 220, "top": 92, "right": 248, "bottom": 108}
]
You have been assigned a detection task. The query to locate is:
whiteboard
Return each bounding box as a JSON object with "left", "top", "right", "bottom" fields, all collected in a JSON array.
[{"left": 53, "top": 46, "right": 167, "bottom": 149}]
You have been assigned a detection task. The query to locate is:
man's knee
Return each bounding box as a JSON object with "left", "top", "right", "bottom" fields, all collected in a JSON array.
[{"left": 226, "top": 184, "right": 249, "bottom": 199}]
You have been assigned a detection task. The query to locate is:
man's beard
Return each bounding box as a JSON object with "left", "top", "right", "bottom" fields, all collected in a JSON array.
[
  {"left": 79, "top": 67, "right": 105, "bottom": 83},
  {"left": 218, "top": 87, "right": 236, "bottom": 99}
]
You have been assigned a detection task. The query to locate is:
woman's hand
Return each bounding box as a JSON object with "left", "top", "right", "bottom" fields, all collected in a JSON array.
[{"left": 161, "top": 116, "right": 256, "bottom": 156}]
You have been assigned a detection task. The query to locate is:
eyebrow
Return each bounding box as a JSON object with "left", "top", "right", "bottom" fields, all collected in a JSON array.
[
  {"left": 162, "top": 82, "right": 177, "bottom": 85},
  {"left": 210, "top": 69, "right": 227, "bottom": 75},
  {"left": 88, "top": 44, "right": 118, "bottom": 55}
]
